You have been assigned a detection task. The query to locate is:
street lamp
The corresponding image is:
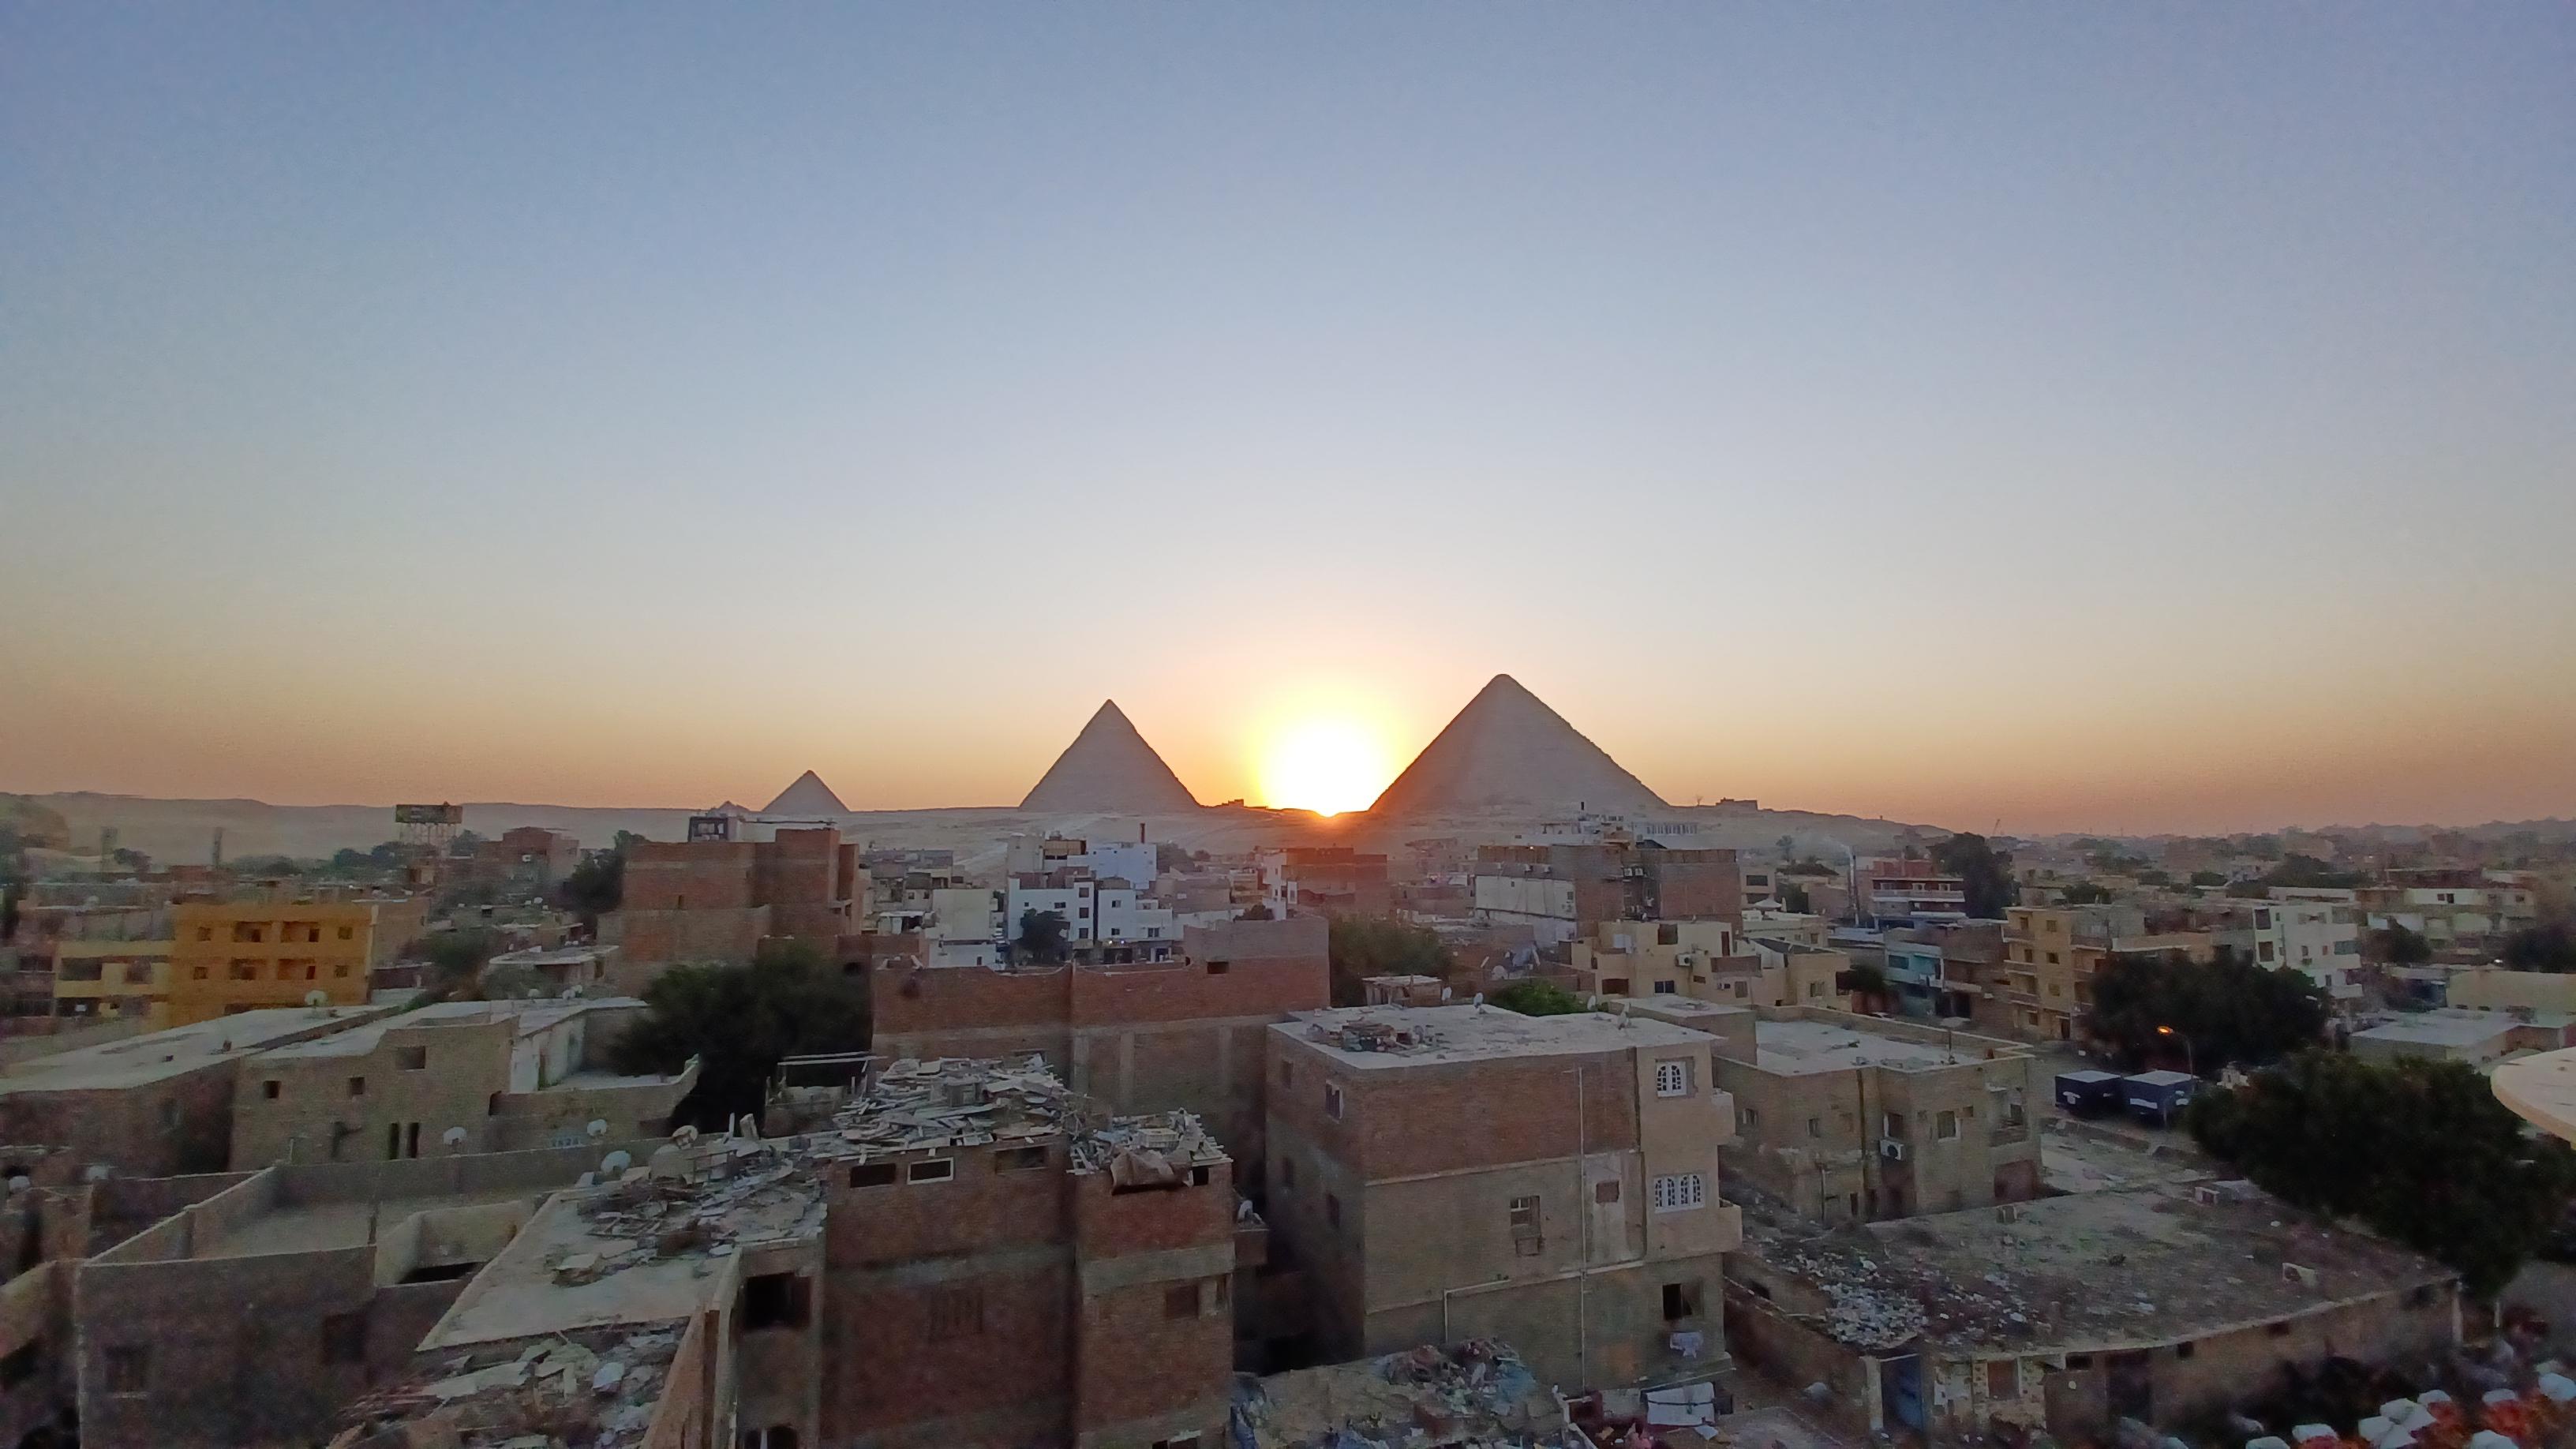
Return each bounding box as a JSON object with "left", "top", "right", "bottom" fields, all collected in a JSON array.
[{"left": 2155, "top": 1024, "right": 2195, "bottom": 1077}]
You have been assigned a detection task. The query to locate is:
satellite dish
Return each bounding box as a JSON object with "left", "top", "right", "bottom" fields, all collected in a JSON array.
[
  {"left": 1472, "top": 993, "right": 1485, "bottom": 1011},
  {"left": 1440, "top": 986, "right": 1453, "bottom": 1002},
  {"left": 6, "top": 1176, "right": 29, "bottom": 1194},
  {"left": 83, "top": 1165, "right": 111, "bottom": 1183},
  {"left": 599, "top": 1150, "right": 634, "bottom": 1175},
  {"left": 304, "top": 990, "right": 329, "bottom": 1008},
  {"left": 586, "top": 1119, "right": 608, "bottom": 1139},
  {"left": 671, "top": 1125, "right": 700, "bottom": 1148},
  {"left": 441, "top": 1126, "right": 468, "bottom": 1148}
]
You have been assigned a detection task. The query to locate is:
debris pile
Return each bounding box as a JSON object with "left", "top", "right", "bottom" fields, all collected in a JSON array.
[
  {"left": 330, "top": 1323, "right": 684, "bottom": 1449},
  {"left": 1309, "top": 1017, "right": 1441, "bottom": 1054},
  {"left": 1234, "top": 1340, "right": 1567, "bottom": 1449},
  {"left": 836, "top": 1055, "right": 1069, "bottom": 1155}
]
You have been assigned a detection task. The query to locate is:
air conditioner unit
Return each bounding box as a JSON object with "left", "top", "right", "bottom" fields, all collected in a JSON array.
[
  {"left": 1880, "top": 1140, "right": 1908, "bottom": 1162},
  {"left": 2282, "top": 1263, "right": 2320, "bottom": 1287}
]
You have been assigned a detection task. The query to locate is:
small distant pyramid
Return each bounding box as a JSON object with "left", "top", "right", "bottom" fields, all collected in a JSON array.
[
  {"left": 1368, "top": 675, "right": 1666, "bottom": 818},
  {"left": 709, "top": 800, "right": 751, "bottom": 816},
  {"left": 761, "top": 770, "right": 849, "bottom": 817},
  {"left": 1020, "top": 702, "right": 1202, "bottom": 813}
]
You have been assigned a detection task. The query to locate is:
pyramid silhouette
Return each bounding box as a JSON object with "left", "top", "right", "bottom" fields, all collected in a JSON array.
[
  {"left": 1020, "top": 702, "right": 1202, "bottom": 813},
  {"left": 1368, "top": 675, "right": 1666, "bottom": 818},
  {"left": 761, "top": 770, "right": 849, "bottom": 816}
]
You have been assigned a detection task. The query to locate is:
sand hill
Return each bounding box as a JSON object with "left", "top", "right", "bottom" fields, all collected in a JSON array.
[{"left": 1368, "top": 674, "right": 1667, "bottom": 819}]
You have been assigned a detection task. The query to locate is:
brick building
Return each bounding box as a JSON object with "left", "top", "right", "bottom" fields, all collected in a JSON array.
[
  {"left": 0, "top": 1005, "right": 400, "bottom": 1175},
  {"left": 874, "top": 915, "right": 1330, "bottom": 1160},
  {"left": 1470, "top": 845, "right": 1741, "bottom": 947},
  {"left": 1263, "top": 1005, "right": 1741, "bottom": 1388},
  {"left": 1257, "top": 847, "right": 1394, "bottom": 919},
  {"left": 1634, "top": 1003, "right": 2042, "bottom": 1223},
  {"left": 228, "top": 997, "right": 698, "bottom": 1168},
  {"left": 470, "top": 825, "right": 582, "bottom": 895},
  {"left": 332, "top": 1055, "right": 1237, "bottom": 1449},
  {"left": 600, "top": 826, "right": 866, "bottom": 987},
  {"left": 1726, "top": 1181, "right": 2459, "bottom": 1444}
]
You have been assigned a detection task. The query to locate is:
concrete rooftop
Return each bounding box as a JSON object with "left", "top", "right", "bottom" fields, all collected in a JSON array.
[
  {"left": 255, "top": 996, "right": 642, "bottom": 1060},
  {"left": 1753, "top": 1018, "right": 1985, "bottom": 1076},
  {"left": 1278, "top": 1004, "right": 1713, "bottom": 1069},
  {"left": 2353, "top": 1008, "right": 2568, "bottom": 1049},
  {"left": 0, "top": 1005, "right": 391, "bottom": 1092}
]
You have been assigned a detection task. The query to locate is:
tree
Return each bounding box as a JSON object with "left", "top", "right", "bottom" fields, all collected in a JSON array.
[
  {"left": 2085, "top": 948, "right": 2327, "bottom": 1074},
  {"left": 1015, "top": 909, "right": 1069, "bottom": 964},
  {"left": 1327, "top": 915, "right": 1454, "bottom": 1006},
  {"left": 1239, "top": 902, "right": 1275, "bottom": 921},
  {"left": 2058, "top": 882, "right": 2117, "bottom": 905},
  {"left": 1930, "top": 833, "right": 2017, "bottom": 919},
  {"left": 424, "top": 928, "right": 500, "bottom": 987},
  {"left": 608, "top": 940, "right": 871, "bottom": 1128},
  {"left": 2261, "top": 853, "right": 2364, "bottom": 890},
  {"left": 2372, "top": 924, "right": 2433, "bottom": 966},
  {"left": 559, "top": 832, "right": 641, "bottom": 926},
  {"left": 2188, "top": 1051, "right": 2576, "bottom": 1296},
  {"left": 1488, "top": 979, "right": 1589, "bottom": 1017},
  {"left": 2188, "top": 871, "right": 2227, "bottom": 888},
  {"left": 1780, "top": 883, "right": 1812, "bottom": 914},
  {"left": 447, "top": 829, "right": 485, "bottom": 859},
  {"left": 2503, "top": 923, "right": 2576, "bottom": 972}
]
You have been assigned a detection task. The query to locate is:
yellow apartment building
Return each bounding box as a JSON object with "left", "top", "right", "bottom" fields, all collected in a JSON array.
[
  {"left": 163, "top": 898, "right": 417, "bottom": 1025},
  {"left": 49, "top": 939, "right": 174, "bottom": 1020}
]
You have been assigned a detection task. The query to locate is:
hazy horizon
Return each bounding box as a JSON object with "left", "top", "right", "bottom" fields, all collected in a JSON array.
[{"left": 7, "top": 7, "right": 2571, "bottom": 837}]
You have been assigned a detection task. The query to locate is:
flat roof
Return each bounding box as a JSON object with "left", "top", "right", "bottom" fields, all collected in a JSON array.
[
  {"left": 338, "top": 1320, "right": 687, "bottom": 1446},
  {"left": 2353, "top": 1009, "right": 2547, "bottom": 1049},
  {"left": 1275, "top": 1005, "right": 1713, "bottom": 1069},
  {"left": 1752, "top": 1018, "right": 1981, "bottom": 1076},
  {"left": 0, "top": 1005, "right": 389, "bottom": 1093},
  {"left": 1740, "top": 1180, "right": 2451, "bottom": 1353},
  {"left": 254, "top": 996, "right": 642, "bottom": 1061},
  {"left": 426, "top": 1140, "right": 828, "bottom": 1348}
]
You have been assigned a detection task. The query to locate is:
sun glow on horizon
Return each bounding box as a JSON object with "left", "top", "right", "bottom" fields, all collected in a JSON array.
[{"left": 1256, "top": 713, "right": 1397, "bottom": 816}]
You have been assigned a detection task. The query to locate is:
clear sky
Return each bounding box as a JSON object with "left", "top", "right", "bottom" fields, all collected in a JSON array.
[{"left": 5, "top": 6, "right": 2571, "bottom": 835}]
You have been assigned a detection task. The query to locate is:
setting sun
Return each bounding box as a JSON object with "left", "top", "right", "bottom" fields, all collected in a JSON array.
[{"left": 1257, "top": 714, "right": 1396, "bottom": 816}]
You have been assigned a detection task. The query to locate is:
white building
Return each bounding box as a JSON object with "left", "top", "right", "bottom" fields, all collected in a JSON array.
[{"left": 2267, "top": 889, "right": 2364, "bottom": 1000}]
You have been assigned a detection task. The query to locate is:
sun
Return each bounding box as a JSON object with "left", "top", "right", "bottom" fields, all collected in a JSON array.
[{"left": 1257, "top": 714, "right": 1395, "bottom": 816}]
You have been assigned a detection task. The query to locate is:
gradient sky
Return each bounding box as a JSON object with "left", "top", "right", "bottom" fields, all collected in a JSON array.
[{"left": 6, "top": 6, "right": 2573, "bottom": 835}]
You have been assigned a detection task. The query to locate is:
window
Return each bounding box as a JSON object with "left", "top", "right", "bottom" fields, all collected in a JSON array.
[
  {"left": 262, "top": 1080, "right": 282, "bottom": 1100},
  {"left": 848, "top": 1163, "right": 897, "bottom": 1188},
  {"left": 927, "top": 1286, "right": 983, "bottom": 1340},
  {"left": 192, "top": 965, "right": 210, "bottom": 980},
  {"left": 1652, "top": 980, "right": 1677, "bottom": 994},
  {"left": 196, "top": 927, "right": 213, "bottom": 942},
  {"left": 1164, "top": 1282, "right": 1202, "bottom": 1320},
  {"left": 1594, "top": 1179, "right": 1621, "bottom": 1204},
  {"left": 742, "top": 1272, "right": 811, "bottom": 1331},
  {"left": 1807, "top": 1117, "right": 1822, "bottom": 1139},
  {"left": 1987, "top": 1360, "right": 2016, "bottom": 1400},
  {"left": 1651, "top": 1174, "right": 1706, "bottom": 1213},
  {"left": 2044, "top": 952, "right": 2059, "bottom": 965},
  {"left": 1206, "top": 959, "right": 1229, "bottom": 975},
  {"left": 2267, "top": 1322, "right": 2293, "bottom": 1338},
  {"left": 1662, "top": 1280, "right": 1703, "bottom": 1320},
  {"left": 2065, "top": 1354, "right": 2094, "bottom": 1370},
  {"left": 1324, "top": 1084, "right": 1343, "bottom": 1121},
  {"left": 229, "top": 960, "right": 259, "bottom": 981},
  {"left": 1509, "top": 1194, "right": 1542, "bottom": 1253},
  {"left": 1154, "top": 1436, "right": 1203, "bottom": 1449},
  {"left": 1738, "top": 1104, "right": 1758, "bottom": 1131},
  {"left": 2174, "top": 1341, "right": 2195, "bottom": 1360},
  {"left": 1654, "top": 1060, "right": 1691, "bottom": 1098},
  {"left": 104, "top": 1344, "right": 149, "bottom": 1394},
  {"left": 1602, "top": 977, "right": 1629, "bottom": 996},
  {"left": 1657, "top": 924, "right": 1679, "bottom": 946},
  {"left": 995, "top": 1145, "right": 1047, "bottom": 1173},
  {"left": 338, "top": 926, "right": 354, "bottom": 940},
  {"left": 396, "top": 1046, "right": 428, "bottom": 1071},
  {"left": 335, "top": 962, "right": 350, "bottom": 978},
  {"left": 907, "top": 1159, "right": 954, "bottom": 1184},
  {"left": 1279, "top": 1061, "right": 1294, "bottom": 1089},
  {"left": 2406, "top": 1284, "right": 2439, "bottom": 1309},
  {"left": 321, "top": 1309, "right": 368, "bottom": 1365},
  {"left": 1936, "top": 1110, "right": 1959, "bottom": 1141},
  {"left": 1883, "top": 1111, "right": 1904, "bottom": 1139}
]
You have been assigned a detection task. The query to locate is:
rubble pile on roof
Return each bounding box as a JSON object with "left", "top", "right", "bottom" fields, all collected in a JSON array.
[
  {"left": 1311, "top": 1017, "right": 1444, "bottom": 1054},
  {"left": 1737, "top": 1180, "right": 2453, "bottom": 1354},
  {"left": 331, "top": 1322, "right": 685, "bottom": 1449},
  {"left": 834, "top": 1054, "right": 1069, "bottom": 1155},
  {"left": 1236, "top": 1340, "right": 1571, "bottom": 1449},
  {"left": 554, "top": 1133, "right": 825, "bottom": 1285}
]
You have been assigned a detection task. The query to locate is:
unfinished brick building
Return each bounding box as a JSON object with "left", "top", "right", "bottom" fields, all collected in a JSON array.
[
  {"left": 600, "top": 826, "right": 866, "bottom": 987},
  {"left": 1264, "top": 1005, "right": 1741, "bottom": 1388},
  {"left": 873, "top": 915, "right": 1330, "bottom": 1161},
  {"left": 1470, "top": 845, "right": 1743, "bottom": 946}
]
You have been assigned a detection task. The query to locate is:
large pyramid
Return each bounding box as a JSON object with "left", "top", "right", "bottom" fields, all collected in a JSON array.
[
  {"left": 1020, "top": 701, "right": 1202, "bottom": 813},
  {"left": 761, "top": 770, "right": 849, "bottom": 817},
  {"left": 1368, "top": 675, "right": 1667, "bottom": 818}
]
